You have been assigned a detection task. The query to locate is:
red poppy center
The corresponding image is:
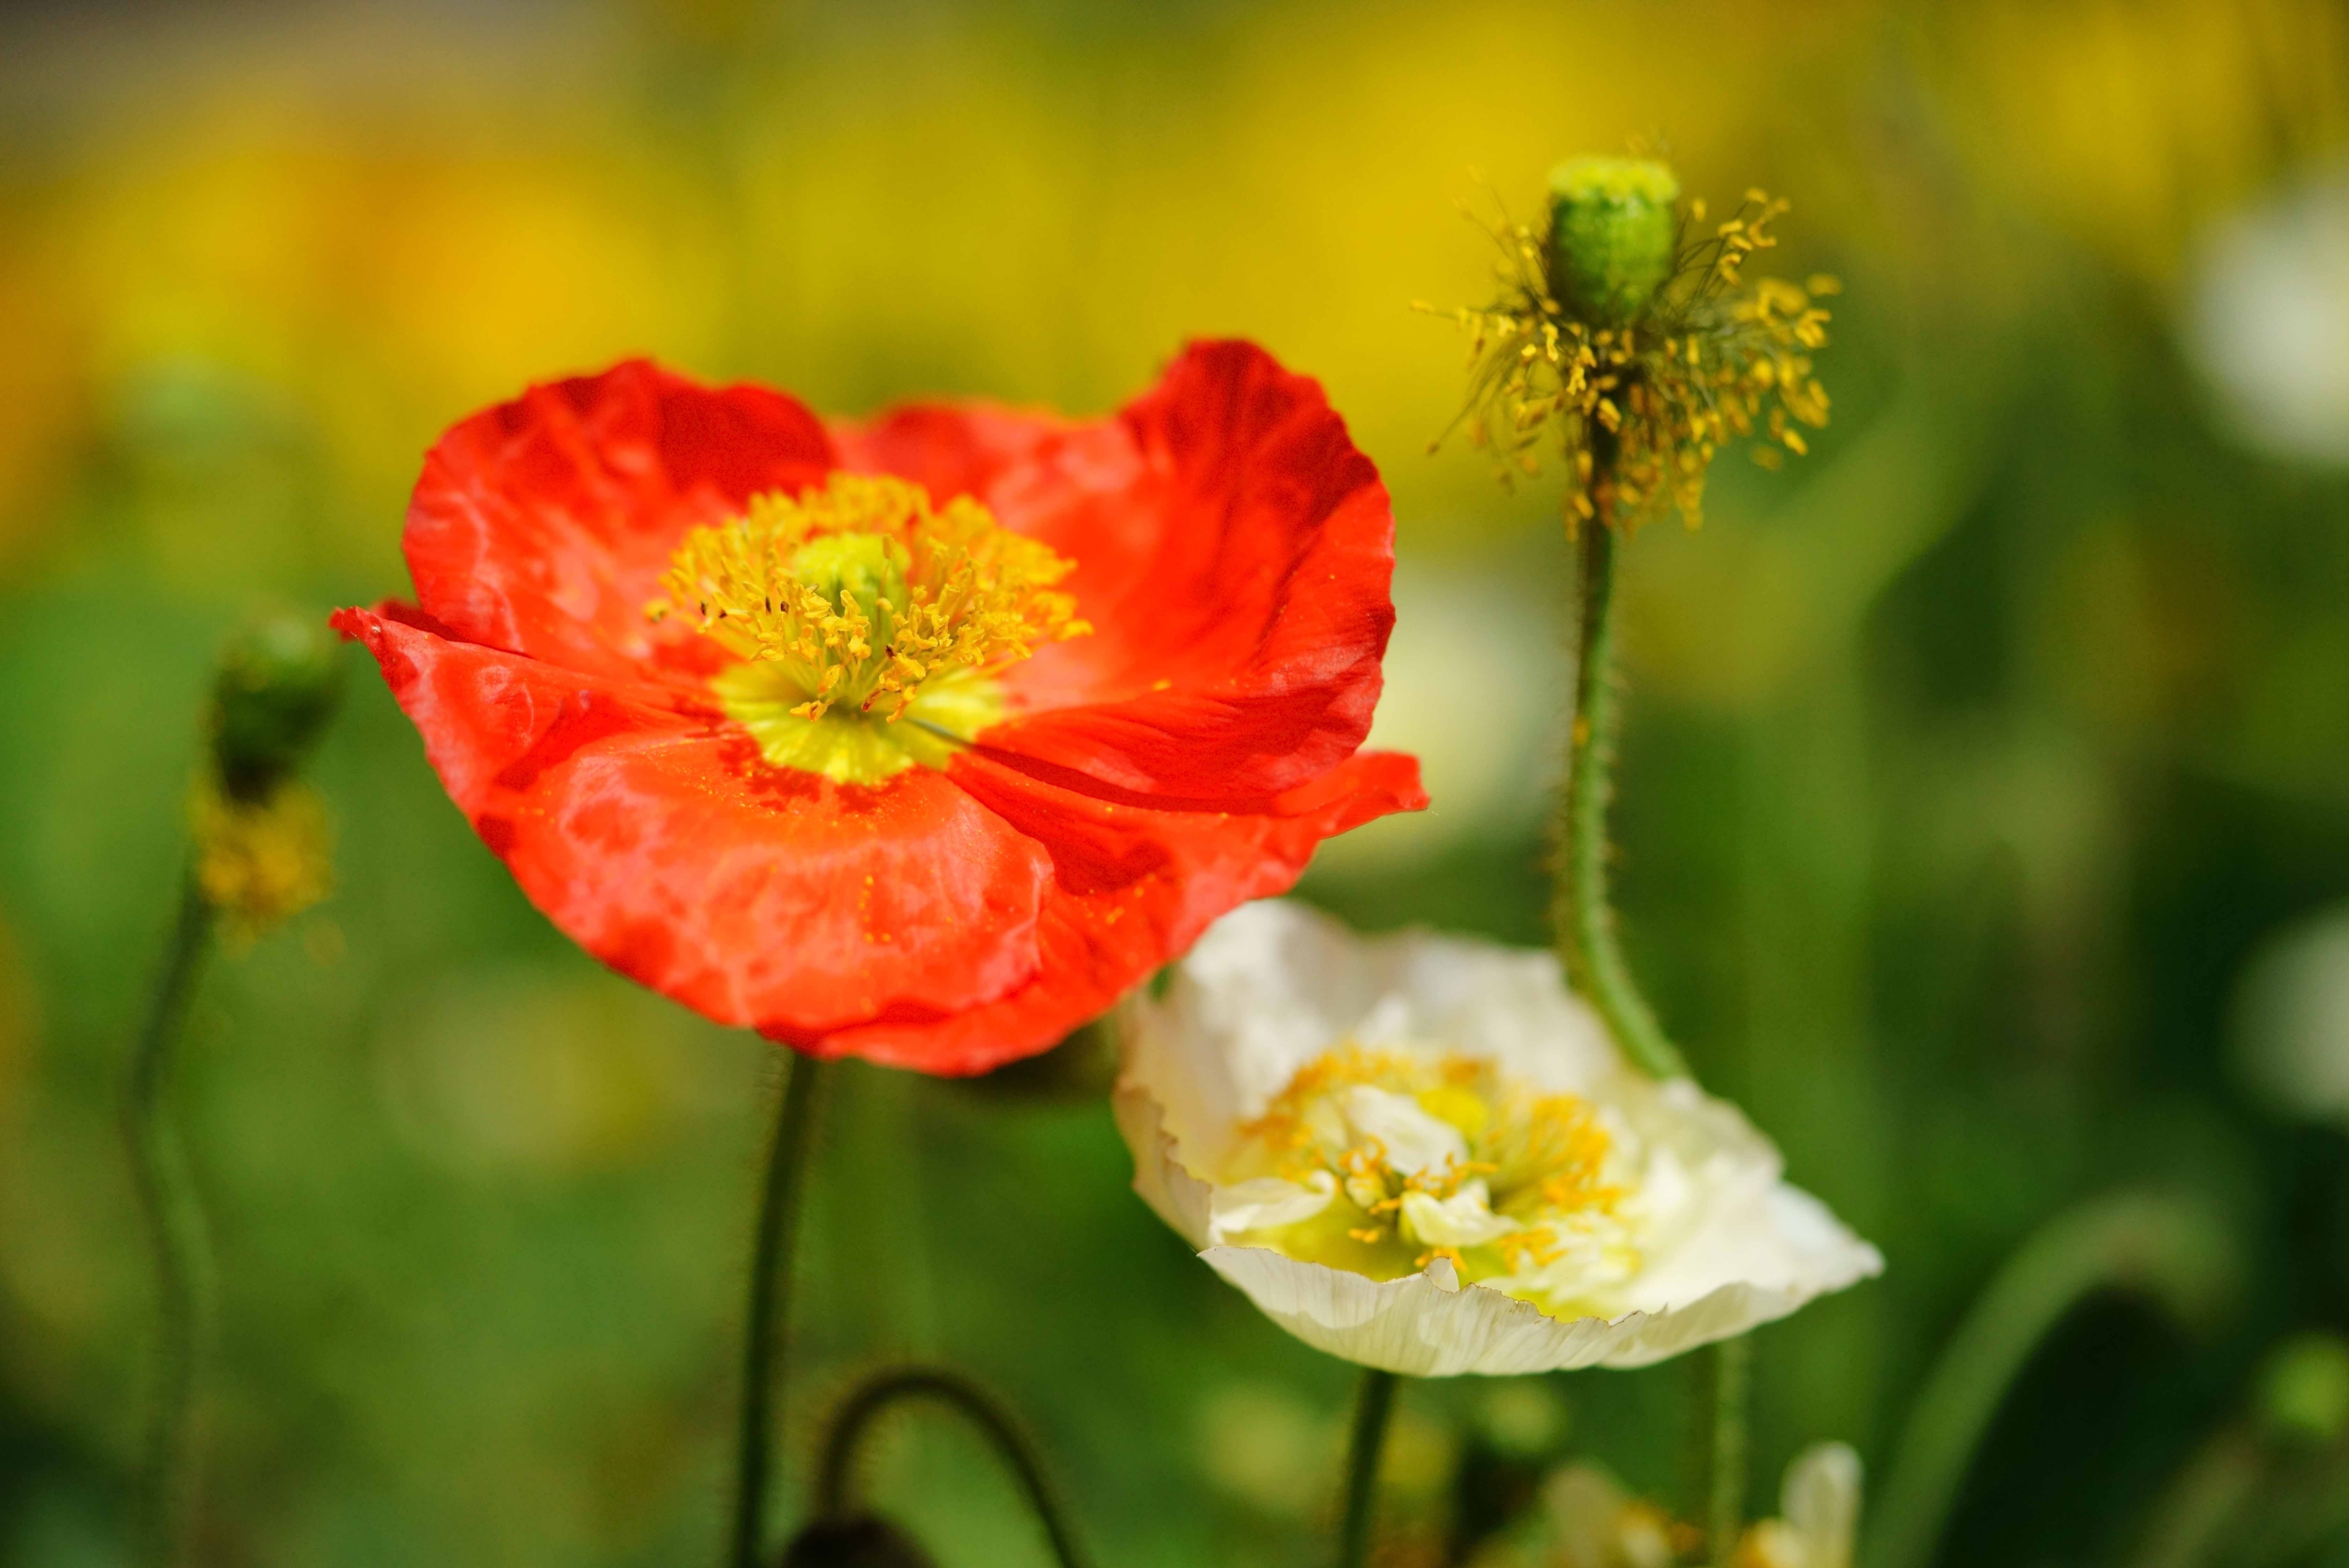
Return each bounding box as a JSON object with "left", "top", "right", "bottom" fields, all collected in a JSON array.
[{"left": 648, "top": 473, "right": 1090, "bottom": 783}]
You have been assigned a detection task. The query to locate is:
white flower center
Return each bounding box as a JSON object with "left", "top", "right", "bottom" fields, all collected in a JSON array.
[{"left": 1209, "top": 1043, "right": 1647, "bottom": 1318}]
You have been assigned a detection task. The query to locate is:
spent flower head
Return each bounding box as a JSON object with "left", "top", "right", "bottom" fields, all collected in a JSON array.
[
  {"left": 1423, "top": 155, "right": 1836, "bottom": 531},
  {"left": 194, "top": 613, "right": 342, "bottom": 941}
]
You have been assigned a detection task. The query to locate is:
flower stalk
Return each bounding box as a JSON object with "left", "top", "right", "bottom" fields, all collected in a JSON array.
[
  {"left": 123, "top": 874, "right": 217, "bottom": 1567},
  {"left": 1700, "top": 1333, "right": 1753, "bottom": 1563},
  {"left": 1553, "top": 453, "right": 1685, "bottom": 1082},
  {"left": 808, "top": 1364, "right": 1089, "bottom": 1568},
  {"left": 126, "top": 613, "right": 341, "bottom": 1565},
  {"left": 730, "top": 1052, "right": 831, "bottom": 1568},
  {"left": 1336, "top": 1368, "right": 1401, "bottom": 1568}
]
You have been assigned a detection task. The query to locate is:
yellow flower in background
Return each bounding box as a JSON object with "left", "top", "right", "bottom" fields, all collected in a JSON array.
[
  {"left": 1942, "top": 0, "right": 2349, "bottom": 287},
  {"left": 1114, "top": 901, "right": 1880, "bottom": 1376},
  {"left": 0, "top": 0, "right": 1826, "bottom": 587}
]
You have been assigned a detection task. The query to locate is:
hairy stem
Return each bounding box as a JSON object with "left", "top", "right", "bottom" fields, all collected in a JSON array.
[
  {"left": 729, "top": 1052, "right": 830, "bottom": 1568},
  {"left": 1553, "top": 497, "right": 1686, "bottom": 1080},
  {"left": 1704, "top": 1335, "right": 1752, "bottom": 1563},
  {"left": 123, "top": 875, "right": 216, "bottom": 1567},
  {"left": 1336, "top": 1368, "right": 1401, "bottom": 1568},
  {"left": 814, "top": 1365, "right": 1089, "bottom": 1568}
]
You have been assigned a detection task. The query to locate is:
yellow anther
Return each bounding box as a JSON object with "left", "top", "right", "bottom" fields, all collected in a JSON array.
[
  {"left": 653, "top": 473, "right": 1089, "bottom": 727},
  {"left": 1222, "top": 1042, "right": 1635, "bottom": 1300},
  {"left": 191, "top": 776, "right": 332, "bottom": 944}
]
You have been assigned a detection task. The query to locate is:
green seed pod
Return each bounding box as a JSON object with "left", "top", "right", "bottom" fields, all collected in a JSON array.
[
  {"left": 209, "top": 613, "right": 345, "bottom": 801},
  {"left": 777, "top": 1515, "right": 938, "bottom": 1568},
  {"left": 1547, "top": 157, "right": 1682, "bottom": 326}
]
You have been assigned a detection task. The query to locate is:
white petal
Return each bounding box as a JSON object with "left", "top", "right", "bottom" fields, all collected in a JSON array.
[
  {"left": 1400, "top": 1185, "right": 1517, "bottom": 1249},
  {"left": 1199, "top": 1244, "right": 1866, "bottom": 1376},
  {"left": 1336, "top": 1085, "right": 1466, "bottom": 1175},
  {"left": 1781, "top": 1442, "right": 1862, "bottom": 1568},
  {"left": 1111, "top": 1080, "right": 1214, "bottom": 1248},
  {"left": 1209, "top": 1175, "right": 1335, "bottom": 1241},
  {"left": 1114, "top": 901, "right": 1884, "bottom": 1376}
]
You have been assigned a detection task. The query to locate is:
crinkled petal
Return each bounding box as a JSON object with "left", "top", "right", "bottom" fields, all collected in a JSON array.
[
  {"left": 335, "top": 606, "right": 1055, "bottom": 1039},
  {"left": 404, "top": 359, "right": 836, "bottom": 685},
  {"left": 810, "top": 748, "right": 1426, "bottom": 1074},
  {"left": 1198, "top": 1242, "right": 1873, "bottom": 1376},
  {"left": 834, "top": 340, "right": 1396, "bottom": 804}
]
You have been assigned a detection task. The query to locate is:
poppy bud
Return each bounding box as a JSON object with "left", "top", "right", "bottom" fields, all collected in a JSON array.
[
  {"left": 1547, "top": 157, "right": 1681, "bottom": 326},
  {"left": 777, "top": 1514, "right": 937, "bottom": 1568},
  {"left": 210, "top": 613, "right": 343, "bottom": 801}
]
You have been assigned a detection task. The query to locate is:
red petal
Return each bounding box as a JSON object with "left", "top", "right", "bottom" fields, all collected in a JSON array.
[
  {"left": 404, "top": 359, "right": 836, "bottom": 685},
  {"left": 335, "top": 607, "right": 1058, "bottom": 1037},
  {"left": 832, "top": 340, "right": 1395, "bottom": 804},
  {"left": 806, "top": 748, "right": 1429, "bottom": 1074}
]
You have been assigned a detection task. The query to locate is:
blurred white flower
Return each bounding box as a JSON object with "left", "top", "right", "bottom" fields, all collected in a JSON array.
[
  {"left": 1734, "top": 1442, "right": 1861, "bottom": 1568},
  {"left": 2231, "top": 905, "right": 2349, "bottom": 1125},
  {"left": 2186, "top": 168, "right": 2349, "bottom": 465},
  {"left": 1311, "top": 558, "right": 1561, "bottom": 873},
  {"left": 1542, "top": 1463, "right": 1680, "bottom": 1568},
  {"left": 1112, "top": 901, "right": 1881, "bottom": 1376},
  {"left": 1521, "top": 1442, "right": 1860, "bottom": 1568}
]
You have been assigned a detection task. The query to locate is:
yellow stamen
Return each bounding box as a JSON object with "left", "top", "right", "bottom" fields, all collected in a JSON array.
[
  {"left": 192, "top": 777, "right": 332, "bottom": 944},
  {"left": 1221, "top": 1042, "right": 1639, "bottom": 1315},
  {"left": 653, "top": 473, "right": 1090, "bottom": 783}
]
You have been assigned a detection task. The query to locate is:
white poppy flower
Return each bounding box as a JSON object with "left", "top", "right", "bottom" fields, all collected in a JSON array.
[{"left": 1112, "top": 900, "right": 1882, "bottom": 1376}]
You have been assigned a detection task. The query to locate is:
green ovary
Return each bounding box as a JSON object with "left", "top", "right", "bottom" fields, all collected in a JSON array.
[{"left": 714, "top": 657, "right": 1003, "bottom": 785}]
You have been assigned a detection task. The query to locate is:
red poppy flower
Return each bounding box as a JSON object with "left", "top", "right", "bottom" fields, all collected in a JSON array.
[{"left": 335, "top": 341, "right": 1423, "bottom": 1074}]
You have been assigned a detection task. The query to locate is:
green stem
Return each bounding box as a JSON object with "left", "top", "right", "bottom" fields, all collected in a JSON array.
[
  {"left": 2125, "top": 1426, "right": 2262, "bottom": 1568},
  {"left": 1865, "top": 1192, "right": 2239, "bottom": 1568},
  {"left": 813, "top": 1365, "right": 1089, "bottom": 1568},
  {"left": 1704, "top": 1335, "right": 1752, "bottom": 1564},
  {"left": 1554, "top": 506, "right": 1686, "bottom": 1081},
  {"left": 1336, "top": 1368, "right": 1400, "bottom": 1568},
  {"left": 123, "top": 874, "right": 216, "bottom": 1567},
  {"left": 729, "top": 1052, "right": 830, "bottom": 1568}
]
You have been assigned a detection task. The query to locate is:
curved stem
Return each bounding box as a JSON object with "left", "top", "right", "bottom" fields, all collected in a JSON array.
[
  {"left": 123, "top": 874, "right": 216, "bottom": 1567},
  {"left": 1865, "top": 1192, "right": 2239, "bottom": 1568},
  {"left": 1704, "top": 1335, "right": 1752, "bottom": 1564},
  {"left": 1553, "top": 507, "right": 1686, "bottom": 1081},
  {"left": 813, "top": 1365, "right": 1090, "bottom": 1568},
  {"left": 1336, "top": 1368, "right": 1400, "bottom": 1568},
  {"left": 729, "top": 1052, "right": 830, "bottom": 1568}
]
